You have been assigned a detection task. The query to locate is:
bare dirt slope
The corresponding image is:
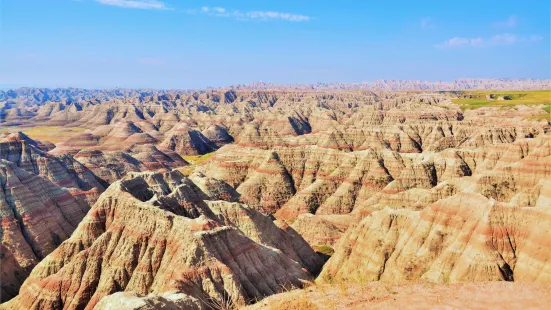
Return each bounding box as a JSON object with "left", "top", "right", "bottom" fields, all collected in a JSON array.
[{"left": 243, "top": 282, "right": 551, "bottom": 310}]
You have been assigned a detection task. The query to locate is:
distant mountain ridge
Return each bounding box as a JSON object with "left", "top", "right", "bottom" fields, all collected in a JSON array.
[
  {"left": 230, "top": 78, "right": 551, "bottom": 91},
  {"left": 1, "top": 78, "right": 549, "bottom": 104}
]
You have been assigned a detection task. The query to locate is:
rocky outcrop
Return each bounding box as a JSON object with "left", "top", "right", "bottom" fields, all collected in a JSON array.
[
  {"left": 159, "top": 124, "right": 218, "bottom": 155},
  {"left": 72, "top": 148, "right": 188, "bottom": 185},
  {"left": 318, "top": 192, "right": 551, "bottom": 284},
  {"left": 0, "top": 133, "right": 104, "bottom": 200},
  {"left": 0, "top": 160, "right": 92, "bottom": 301},
  {"left": 94, "top": 292, "right": 203, "bottom": 310},
  {"left": 3, "top": 171, "right": 322, "bottom": 309},
  {"left": 289, "top": 213, "right": 349, "bottom": 247},
  {"left": 1, "top": 87, "right": 550, "bottom": 308}
]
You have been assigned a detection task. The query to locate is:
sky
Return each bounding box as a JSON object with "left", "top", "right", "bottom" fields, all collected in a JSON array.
[{"left": 0, "top": 0, "right": 549, "bottom": 89}]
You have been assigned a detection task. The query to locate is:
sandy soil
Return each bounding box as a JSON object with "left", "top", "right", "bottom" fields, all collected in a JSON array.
[{"left": 243, "top": 282, "right": 551, "bottom": 310}]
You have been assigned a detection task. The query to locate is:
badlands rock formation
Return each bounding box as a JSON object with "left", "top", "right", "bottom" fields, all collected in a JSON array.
[
  {"left": 0, "top": 133, "right": 107, "bottom": 301},
  {"left": 2, "top": 170, "right": 321, "bottom": 309},
  {"left": 0, "top": 87, "right": 549, "bottom": 308},
  {"left": 0, "top": 160, "right": 91, "bottom": 301}
]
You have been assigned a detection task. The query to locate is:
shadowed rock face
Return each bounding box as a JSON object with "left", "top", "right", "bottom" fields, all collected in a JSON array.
[
  {"left": 0, "top": 133, "right": 105, "bottom": 202},
  {"left": 3, "top": 170, "right": 322, "bottom": 310},
  {"left": 0, "top": 134, "right": 109, "bottom": 302},
  {"left": 0, "top": 160, "right": 93, "bottom": 301}
]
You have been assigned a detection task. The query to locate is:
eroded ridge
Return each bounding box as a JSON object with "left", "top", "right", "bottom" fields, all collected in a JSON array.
[{"left": 2, "top": 170, "right": 322, "bottom": 310}]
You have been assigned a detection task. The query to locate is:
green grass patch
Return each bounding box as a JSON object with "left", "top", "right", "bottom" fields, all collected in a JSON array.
[
  {"left": 451, "top": 90, "right": 551, "bottom": 111},
  {"left": 0, "top": 126, "right": 87, "bottom": 143},
  {"left": 182, "top": 152, "right": 215, "bottom": 165},
  {"left": 177, "top": 152, "right": 216, "bottom": 176},
  {"left": 312, "top": 245, "right": 335, "bottom": 257},
  {"left": 524, "top": 114, "right": 551, "bottom": 122}
]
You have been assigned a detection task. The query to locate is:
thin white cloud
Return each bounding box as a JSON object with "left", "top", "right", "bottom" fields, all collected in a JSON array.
[
  {"left": 435, "top": 33, "right": 543, "bottom": 48},
  {"left": 195, "top": 6, "right": 311, "bottom": 22},
  {"left": 95, "top": 0, "right": 169, "bottom": 10},
  {"left": 420, "top": 17, "right": 434, "bottom": 28},
  {"left": 493, "top": 16, "right": 518, "bottom": 28},
  {"left": 246, "top": 11, "right": 311, "bottom": 22}
]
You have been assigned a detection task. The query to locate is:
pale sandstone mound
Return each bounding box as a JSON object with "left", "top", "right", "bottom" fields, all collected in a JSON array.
[
  {"left": 159, "top": 123, "right": 218, "bottom": 155},
  {"left": 0, "top": 160, "right": 91, "bottom": 301},
  {"left": 201, "top": 125, "right": 234, "bottom": 146},
  {"left": 188, "top": 171, "right": 240, "bottom": 202},
  {"left": 290, "top": 213, "right": 348, "bottom": 248},
  {"left": 3, "top": 170, "right": 322, "bottom": 309},
  {"left": 72, "top": 147, "right": 189, "bottom": 185},
  {"left": 0, "top": 133, "right": 104, "bottom": 200},
  {"left": 94, "top": 292, "right": 202, "bottom": 310},
  {"left": 236, "top": 152, "right": 295, "bottom": 214},
  {"left": 318, "top": 192, "right": 551, "bottom": 284}
]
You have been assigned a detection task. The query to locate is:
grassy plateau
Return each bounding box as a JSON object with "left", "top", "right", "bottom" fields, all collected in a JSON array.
[
  {"left": 451, "top": 90, "right": 550, "bottom": 112},
  {"left": 0, "top": 126, "right": 86, "bottom": 143}
]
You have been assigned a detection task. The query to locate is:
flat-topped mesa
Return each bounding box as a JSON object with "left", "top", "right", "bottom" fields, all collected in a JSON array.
[{"left": 3, "top": 170, "right": 322, "bottom": 310}]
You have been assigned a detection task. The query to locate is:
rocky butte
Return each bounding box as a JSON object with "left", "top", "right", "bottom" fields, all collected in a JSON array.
[{"left": 0, "top": 83, "right": 549, "bottom": 309}]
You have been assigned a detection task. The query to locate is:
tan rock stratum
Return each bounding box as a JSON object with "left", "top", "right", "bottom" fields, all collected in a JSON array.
[
  {"left": 0, "top": 87, "right": 549, "bottom": 309},
  {"left": 1, "top": 170, "right": 321, "bottom": 309}
]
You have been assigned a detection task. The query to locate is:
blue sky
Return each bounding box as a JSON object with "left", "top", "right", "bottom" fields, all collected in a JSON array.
[{"left": 0, "top": 0, "right": 549, "bottom": 89}]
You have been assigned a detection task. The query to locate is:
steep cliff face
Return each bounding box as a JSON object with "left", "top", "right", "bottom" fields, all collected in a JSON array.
[
  {"left": 3, "top": 171, "right": 322, "bottom": 310},
  {"left": 0, "top": 134, "right": 110, "bottom": 302},
  {"left": 0, "top": 133, "right": 105, "bottom": 200},
  {"left": 0, "top": 160, "right": 92, "bottom": 301}
]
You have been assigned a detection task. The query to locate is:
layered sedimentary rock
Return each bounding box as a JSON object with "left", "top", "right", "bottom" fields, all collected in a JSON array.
[
  {"left": 203, "top": 133, "right": 550, "bottom": 219},
  {"left": 158, "top": 123, "right": 219, "bottom": 155},
  {"left": 1, "top": 87, "right": 550, "bottom": 308},
  {"left": 318, "top": 191, "right": 551, "bottom": 283},
  {"left": 3, "top": 170, "right": 322, "bottom": 309},
  {"left": 94, "top": 292, "right": 202, "bottom": 310},
  {"left": 0, "top": 133, "right": 105, "bottom": 202},
  {"left": 289, "top": 213, "right": 349, "bottom": 247},
  {"left": 72, "top": 147, "right": 188, "bottom": 185},
  {"left": 0, "top": 134, "right": 107, "bottom": 302},
  {"left": 0, "top": 160, "right": 92, "bottom": 301}
]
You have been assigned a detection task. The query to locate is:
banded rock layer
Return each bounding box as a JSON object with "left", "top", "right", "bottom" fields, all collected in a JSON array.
[
  {"left": 318, "top": 191, "right": 551, "bottom": 283},
  {"left": 0, "top": 160, "right": 91, "bottom": 301},
  {"left": 0, "top": 134, "right": 107, "bottom": 302},
  {"left": 2, "top": 170, "right": 322, "bottom": 310}
]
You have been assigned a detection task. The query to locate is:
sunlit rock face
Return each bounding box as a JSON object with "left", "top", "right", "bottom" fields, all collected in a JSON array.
[
  {"left": 0, "top": 87, "right": 549, "bottom": 308},
  {"left": 3, "top": 170, "right": 322, "bottom": 309}
]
